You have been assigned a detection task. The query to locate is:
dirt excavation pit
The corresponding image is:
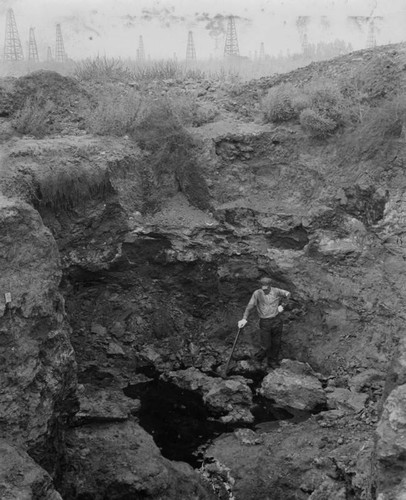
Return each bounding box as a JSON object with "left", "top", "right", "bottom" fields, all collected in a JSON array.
[
  {"left": 3, "top": 44, "right": 406, "bottom": 499},
  {"left": 123, "top": 373, "right": 317, "bottom": 468}
]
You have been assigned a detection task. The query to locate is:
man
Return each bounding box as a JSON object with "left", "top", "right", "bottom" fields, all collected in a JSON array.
[{"left": 238, "top": 277, "right": 291, "bottom": 368}]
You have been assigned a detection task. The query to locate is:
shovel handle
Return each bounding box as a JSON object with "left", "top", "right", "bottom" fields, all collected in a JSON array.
[{"left": 223, "top": 327, "right": 242, "bottom": 376}]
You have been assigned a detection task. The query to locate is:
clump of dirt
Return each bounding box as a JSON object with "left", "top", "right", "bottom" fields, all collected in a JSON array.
[
  {"left": 3, "top": 70, "right": 92, "bottom": 136},
  {"left": 12, "top": 70, "right": 90, "bottom": 112}
]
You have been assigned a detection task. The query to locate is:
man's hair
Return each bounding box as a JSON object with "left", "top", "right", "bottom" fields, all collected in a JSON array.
[{"left": 259, "top": 277, "right": 272, "bottom": 285}]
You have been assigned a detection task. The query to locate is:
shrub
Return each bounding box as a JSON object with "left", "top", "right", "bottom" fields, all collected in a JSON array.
[
  {"left": 74, "top": 56, "right": 134, "bottom": 82},
  {"left": 164, "top": 92, "right": 219, "bottom": 127},
  {"left": 299, "top": 108, "right": 337, "bottom": 138},
  {"left": 338, "top": 94, "right": 406, "bottom": 161},
  {"left": 262, "top": 78, "right": 350, "bottom": 139},
  {"left": 85, "top": 89, "right": 143, "bottom": 136},
  {"left": 133, "top": 98, "right": 210, "bottom": 212},
  {"left": 262, "top": 83, "right": 307, "bottom": 123},
  {"left": 303, "top": 78, "right": 350, "bottom": 127},
  {"left": 12, "top": 97, "right": 54, "bottom": 138}
]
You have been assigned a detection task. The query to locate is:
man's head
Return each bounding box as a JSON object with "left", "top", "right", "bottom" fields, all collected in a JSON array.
[{"left": 259, "top": 277, "right": 273, "bottom": 292}]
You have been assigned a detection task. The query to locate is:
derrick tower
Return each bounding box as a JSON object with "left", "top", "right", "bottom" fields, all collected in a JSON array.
[
  {"left": 137, "top": 35, "right": 145, "bottom": 61},
  {"left": 296, "top": 16, "right": 311, "bottom": 55},
  {"left": 259, "top": 42, "right": 265, "bottom": 60},
  {"left": 186, "top": 31, "right": 196, "bottom": 60},
  {"left": 47, "top": 46, "right": 53, "bottom": 62},
  {"left": 55, "top": 24, "right": 66, "bottom": 62},
  {"left": 28, "top": 27, "right": 39, "bottom": 62},
  {"left": 4, "top": 8, "right": 24, "bottom": 61},
  {"left": 224, "top": 16, "right": 239, "bottom": 56},
  {"left": 366, "top": 18, "right": 377, "bottom": 48}
]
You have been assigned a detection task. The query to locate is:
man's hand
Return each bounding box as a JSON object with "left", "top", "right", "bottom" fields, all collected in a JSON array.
[
  {"left": 238, "top": 319, "right": 247, "bottom": 329},
  {"left": 278, "top": 305, "right": 284, "bottom": 313}
]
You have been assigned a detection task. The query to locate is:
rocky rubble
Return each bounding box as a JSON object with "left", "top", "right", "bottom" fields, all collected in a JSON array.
[
  {"left": 373, "top": 337, "right": 406, "bottom": 499},
  {"left": 0, "top": 441, "right": 63, "bottom": 500},
  {"left": 61, "top": 420, "right": 217, "bottom": 500},
  {"left": 162, "top": 368, "right": 254, "bottom": 424},
  {"left": 204, "top": 414, "right": 373, "bottom": 500}
]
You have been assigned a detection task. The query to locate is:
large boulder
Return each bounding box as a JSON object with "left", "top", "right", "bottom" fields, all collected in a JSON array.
[
  {"left": 258, "top": 360, "right": 326, "bottom": 411},
  {"left": 326, "top": 387, "right": 368, "bottom": 413},
  {"left": 162, "top": 367, "right": 254, "bottom": 423},
  {"left": 0, "top": 197, "right": 77, "bottom": 467},
  {"left": 73, "top": 384, "right": 141, "bottom": 424},
  {"left": 60, "top": 420, "right": 216, "bottom": 500},
  {"left": 0, "top": 440, "right": 62, "bottom": 500}
]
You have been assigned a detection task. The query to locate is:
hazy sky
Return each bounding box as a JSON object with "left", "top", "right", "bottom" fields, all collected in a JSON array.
[{"left": 1, "top": 0, "right": 405, "bottom": 60}]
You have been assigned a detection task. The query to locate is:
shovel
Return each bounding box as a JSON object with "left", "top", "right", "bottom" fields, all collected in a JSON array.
[{"left": 222, "top": 327, "right": 243, "bottom": 377}]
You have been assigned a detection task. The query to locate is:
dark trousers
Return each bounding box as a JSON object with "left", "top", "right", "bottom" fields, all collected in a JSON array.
[{"left": 256, "top": 317, "right": 283, "bottom": 363}]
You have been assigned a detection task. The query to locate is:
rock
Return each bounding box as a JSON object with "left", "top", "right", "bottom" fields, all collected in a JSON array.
[
  {"left": 0, "top": 197, "right": 77, "bottom": 456},
  {"left": 377, "top": 478, "right": 406, "bottom": 500},
  {"left": 199, "top": 458, "right": 235, "bottom": 500},
  {"left": 73, "top": 385, "right": 140, "bottom": 423},
  {"left": 91, "top": 323, "right": 107, "bottom": 335},
  {"left": 0, "top": 197, "right": 61, "bottom": 317},
  {"left": 204, "top": 378, "right": 254, "bottom": 423},
  {"left": 111, "top": 321, "right": 125, "bottom": 337},
  {"left": 326, "top": 388, "right": 368, "bottom": 413},
  {"left": 375, "top": 383, "right": 406, "bottom": 497},
  {"left": 259, "top": 365, "right": 326, "bottom": 411},
  {"left": 0, "top": 440, "right": 62, "bottom": 500},
  {"left": 162, "top": 368, "right": 254, "bottom": 423},
  {"left": 107, "top": 341, "right": 125, "bottom": 356},
  {"left": 233, "top": 428, "right": 263, "bottom": 446},
  {"left": 205, "top": 416, "right": 371, "bottom": 500},
  {"left": 349, "top": 369, "right": 385, "bottom": 392},
  {"left": 316, "top": 232, "right": 361, "bottom": 257},
  {"left": 376, "top": 384, "right": 406, "bottom": 459},
  {"left": 234, "top": 358, "right": 263, "bottom": 375},
  {"left": 382, "top": 336, "right": 406, "bottom": 397},
  {"left": 61, "top": 420, "right": 216, "bottom": 500},
  {"left": 139, "top": 346, "right": 162, "bottom": 363},
  {"left": 279, "top": 358, "right": 320, "bottom": 377},
  {"left": 309, "top": 479, "right": 346, "bottom": 499},
  {"left": 314, "top": 409, "right": 346, "bottom": 427}
]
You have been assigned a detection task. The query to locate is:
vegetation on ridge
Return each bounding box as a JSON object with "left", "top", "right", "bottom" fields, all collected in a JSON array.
[{"left": 261, "top": 52, "right": 406, "bottom": 143}]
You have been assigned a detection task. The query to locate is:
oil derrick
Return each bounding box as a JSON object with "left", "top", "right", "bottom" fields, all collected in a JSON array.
[
  {"left": 55, "top": 24, "right": 67, "bottom": 62},
  {"left": 137, "top": 35, "right": 145, "bottom": 61},
  {"left": 186, "top": 31, "right": 196, "bottom": 60},
  {"left": 296, "top": 16, "right": 311, "bottom": 55},
  {"left": 28, "top": 28, "right": 39, "bottom": 62},
  {"left": 224, "top": 16, "right": 239, "bottom": 57},
  {"left": 366, "top": 18, "right": 377, "bottom": 48},
  {"left": 259, "top": 42, "right": 265, "bottom": 60},
  {"left": 47, "top": 46, "right": 53, "bottom": 62},
  {"left": 4, "top": 8, "right": 24, "bottom": 61}
]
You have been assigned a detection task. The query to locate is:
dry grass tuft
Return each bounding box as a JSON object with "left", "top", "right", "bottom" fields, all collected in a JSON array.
[
  {"left": 32, "top": 160, "right": 112, "bottom": 211},
  {"left": 12, "top": 96, "right": 54, "bottom": 138}
]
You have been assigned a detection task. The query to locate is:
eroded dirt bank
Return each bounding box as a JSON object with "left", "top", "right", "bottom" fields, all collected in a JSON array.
[{"left": 1, "top": 45, "right": 406, "bottom": 499}]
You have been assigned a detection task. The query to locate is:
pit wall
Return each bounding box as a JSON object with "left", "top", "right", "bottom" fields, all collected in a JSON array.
[{"left": 1, "top": 114, "right": 406, "bottom": 497}]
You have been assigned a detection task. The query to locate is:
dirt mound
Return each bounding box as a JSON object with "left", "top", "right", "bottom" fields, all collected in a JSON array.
[
  {"left": 226, "top": 43, "right": 406, "bottom": 118},
  {"left": 12, "top": 70, "right": 88, "bottom": 110},
  {"left": 0, "top": 70, "right": 91, "bottom": 136}
]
